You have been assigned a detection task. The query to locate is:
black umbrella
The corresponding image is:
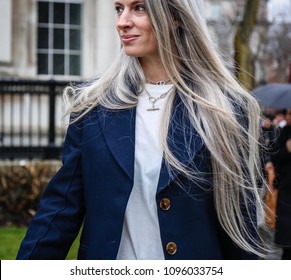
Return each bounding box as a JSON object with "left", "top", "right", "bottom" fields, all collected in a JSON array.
[{"left": 252, "top": 83, "right": 291, "bottom": 109}]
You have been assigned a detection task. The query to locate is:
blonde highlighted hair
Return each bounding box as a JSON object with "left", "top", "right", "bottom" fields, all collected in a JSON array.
[{"left": 64, "top": 0, "right": 264, "bottom": 256}]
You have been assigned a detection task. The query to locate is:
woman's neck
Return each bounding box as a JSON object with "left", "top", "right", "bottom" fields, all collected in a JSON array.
[{"left": 139, "top": 58, "right": 169, "bottom": 83}]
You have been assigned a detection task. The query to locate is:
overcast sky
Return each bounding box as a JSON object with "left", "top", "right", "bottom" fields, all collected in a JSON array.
[{"left": 268, "top": 0, "right": 291, "bottom": 21}]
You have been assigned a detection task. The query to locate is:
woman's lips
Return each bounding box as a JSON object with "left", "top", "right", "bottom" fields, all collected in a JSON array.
[{"left": 121, "top": 35, "right": 139, "bottom": 43}]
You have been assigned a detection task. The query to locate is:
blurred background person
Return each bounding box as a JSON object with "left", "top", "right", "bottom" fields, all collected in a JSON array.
[
  {"left": 273, "top": 109, "right": 287, "bottom": 128},
  {"left": 272, "top": 109, "right": 291, "bottom": 259},
  {"left": 258, "top": 112, "right": 282, "bottom": 259}
]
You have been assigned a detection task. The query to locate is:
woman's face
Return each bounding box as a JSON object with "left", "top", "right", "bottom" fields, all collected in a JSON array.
[{"left": 115, "top": 0, "right": 159, "bottom": 61}]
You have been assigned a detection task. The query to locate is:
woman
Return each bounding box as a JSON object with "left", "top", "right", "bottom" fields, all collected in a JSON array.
[{"left": 17, "top": 0, "right": 263, "bottom": 260}]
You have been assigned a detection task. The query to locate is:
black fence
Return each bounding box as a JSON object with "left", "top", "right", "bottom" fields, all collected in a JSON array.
[{"left": 0, "top": 80, "right": 70, "bottom": 160}]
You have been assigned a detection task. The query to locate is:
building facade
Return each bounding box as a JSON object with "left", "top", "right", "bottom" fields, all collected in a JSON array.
[
  {"left": 0, "top": 0, "right": 120, "bottom": 157},
  {"left": 0, "top": 0, "right": 119, "bottom": 81}
]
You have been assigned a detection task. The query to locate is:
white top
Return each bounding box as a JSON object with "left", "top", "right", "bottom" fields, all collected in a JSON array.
[{"left": 116, "top": 84, "right": 173, "bottom": 260}]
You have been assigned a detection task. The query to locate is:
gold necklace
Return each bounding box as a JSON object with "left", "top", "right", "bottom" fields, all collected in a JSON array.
[{"left": 144, "top": 86, "right": 174, "bottom": 111}]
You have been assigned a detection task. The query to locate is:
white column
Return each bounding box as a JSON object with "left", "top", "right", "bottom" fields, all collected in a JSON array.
[
  {"left": 82, "top": 0, "right": 97, "bottom": 78},
  {"left": 0, "top": 0, "right": 12, "bottom": 63},
  {"left": 95, "top": 0, "right": 119, "bottom": 74}
]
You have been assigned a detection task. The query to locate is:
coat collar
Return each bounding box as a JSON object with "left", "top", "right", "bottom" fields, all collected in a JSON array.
[{"left": 97, "top": 93, "right": 203, "bottom": 192}]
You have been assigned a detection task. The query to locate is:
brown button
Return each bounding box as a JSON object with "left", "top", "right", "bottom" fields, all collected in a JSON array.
[
  {"left": 160, "top": 198, "right": 171, "bottom": 211},
  {"left": 166, "top": 242, "right": 177, "bottom": 255}
]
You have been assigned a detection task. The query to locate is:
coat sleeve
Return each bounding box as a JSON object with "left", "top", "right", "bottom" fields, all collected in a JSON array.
[{"left": 16, "top": 120, "right": 85, "bottom": 260}]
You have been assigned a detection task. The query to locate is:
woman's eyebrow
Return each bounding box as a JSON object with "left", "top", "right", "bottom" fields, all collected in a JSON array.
[{"left": 114, "top": 1, "right": 144, "bottom": 6}]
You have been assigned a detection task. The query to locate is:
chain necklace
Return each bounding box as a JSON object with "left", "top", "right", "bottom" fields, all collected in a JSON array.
[
  {"left": 144, "top": 86, "right": 174, "bottom": 111},
  {"left": 146, "top": 78, "right": 171, "bottom": 85}
]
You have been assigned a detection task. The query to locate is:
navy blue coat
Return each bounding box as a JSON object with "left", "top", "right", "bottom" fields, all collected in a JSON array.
[{"left": 17, "top": 95, "right": 257, "bottom": 260}]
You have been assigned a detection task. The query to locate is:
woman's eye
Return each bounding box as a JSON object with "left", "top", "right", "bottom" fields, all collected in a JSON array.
[
  {"left": 114, "top": 6, "right": 123, "bottom": 14},
  {"left": 135, "top": 5, "right": 145, "bottom": 12}
]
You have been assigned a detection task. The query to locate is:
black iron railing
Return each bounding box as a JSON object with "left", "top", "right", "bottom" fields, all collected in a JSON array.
[{"left": 0, "top": 80, "right": 70, "bottom": 159}]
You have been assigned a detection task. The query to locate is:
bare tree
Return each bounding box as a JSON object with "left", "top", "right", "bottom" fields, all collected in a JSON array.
[{"left": 234, "top": 0, "right": 260, "bottom": 90}]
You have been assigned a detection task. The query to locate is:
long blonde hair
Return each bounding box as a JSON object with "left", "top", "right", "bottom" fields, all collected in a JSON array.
[{"left": 64, "top": 0, "right": 264, "bottom": 256}]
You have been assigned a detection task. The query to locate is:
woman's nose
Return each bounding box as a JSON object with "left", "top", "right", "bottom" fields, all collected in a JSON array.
[{"left": 117, "top": 11, "right": 134, "bottom": 30}]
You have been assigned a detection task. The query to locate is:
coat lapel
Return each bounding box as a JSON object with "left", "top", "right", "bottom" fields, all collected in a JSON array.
[
  {"left": 157, "top": 93, "right": 204, "bottom": 192},
  {"left": 97, "top": 107, "right": 136, "bottom": 181}
]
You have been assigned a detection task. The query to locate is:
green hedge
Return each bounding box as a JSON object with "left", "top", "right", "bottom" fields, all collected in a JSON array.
[{"left": 0, "top": 160, "right": 61, "bottom": 226}]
